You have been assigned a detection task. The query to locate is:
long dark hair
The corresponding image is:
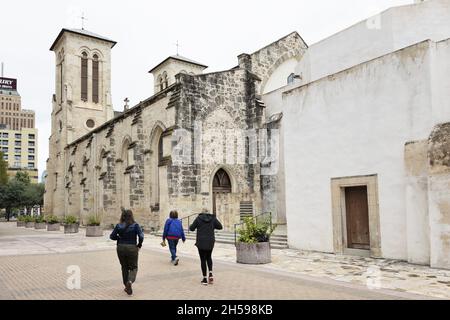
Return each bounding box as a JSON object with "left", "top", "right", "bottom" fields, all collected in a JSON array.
[{"left": 120, "top": 208, "right": 135, "bottom": 226}]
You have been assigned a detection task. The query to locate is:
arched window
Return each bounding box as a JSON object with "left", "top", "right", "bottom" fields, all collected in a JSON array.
[
  {"left": 81, "top": 52, "right": 88, "bottom": 101},
  {"left": 92, "top": 54, "right": 99, "bottom": 103},
  {"left": 163, "top": 72, "right": 168, "bottom": 89},
  {"left": 159, "top": 76, "right": 164, "bottom": 92},
  {"left": 158, "top": 135, "right": 163, "bottom": 165}
]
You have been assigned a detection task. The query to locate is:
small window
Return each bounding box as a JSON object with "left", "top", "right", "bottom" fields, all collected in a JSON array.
[
  {"left": 28, "top": 155, "right": 35, "bottom": 161},
  {"left": 14, "top": 147, "right": 21, "bottom": 153},
  {"left": 28, "top": 148, "right": 34, "bottom": 154},
  {"left": 28, "top": 134, "right": 35, "bottom": 140},
  {"left": 28, "top": 162, "right": 34, "bottom": 169},
  {"left": 14, "top": 155, "right": 20, "bottom": 160},
  {"left": 15, "top": 133, "right": 21, "bottom": 139},
  {"left": 287, "top": 73, "right": 295, "bottom": 84},
  {"left": 15, "top": 141, "right": 21, "bottom": 146},
  {"left": 86, "top": 119, "right": 95, "bottom": 128},
  {"left": 28, "top": 141, "right": 35, "bottom": 147}
]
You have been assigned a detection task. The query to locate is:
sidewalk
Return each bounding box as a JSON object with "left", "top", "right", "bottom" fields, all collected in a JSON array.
[
  {"left": 1, "top": 222, "right": 449, "bottom": 299},
  {"left": 145, "top": 235, "right": 450, "bottom": 299}
]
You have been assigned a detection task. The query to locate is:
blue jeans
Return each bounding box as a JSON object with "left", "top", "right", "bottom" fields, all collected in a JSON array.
[{"left": 167, "top": 239, "right": 179, "bottom": 261}]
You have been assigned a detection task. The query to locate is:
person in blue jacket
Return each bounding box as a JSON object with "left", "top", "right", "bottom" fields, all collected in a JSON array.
[
  {"left": 162, "top": 210, "right": 186, "bottom": 265},
  {"left": 110, "top": 208, "right": 144, "bottom": 295}
]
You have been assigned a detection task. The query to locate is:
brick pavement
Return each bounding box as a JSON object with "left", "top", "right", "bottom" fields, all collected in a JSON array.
[{"left": 0, "top": 222, "right": 444, "bottom": 300}]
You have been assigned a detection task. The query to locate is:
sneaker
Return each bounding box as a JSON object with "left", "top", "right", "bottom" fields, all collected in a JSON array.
[
  {"left": 174, "top": 258, "right": 179, "bottom": 266},
  {"left": 201, "top": 278, "right": 208, "bottom": 286},
  {"left": 125, "top": 281, "right": 133, "bottom": 295},
  {"left": 208, "top": 274, "right": 214, "bottom": 284}
]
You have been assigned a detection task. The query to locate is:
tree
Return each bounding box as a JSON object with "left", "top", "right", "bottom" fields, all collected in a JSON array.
[
  {"left": 0, "top": 151, "right": 8, "bottom": 186},
  {"left": 14, "top": 171, "right": 31, "bottom": 185},
  {"left": 23, "top": 183, "right": 45, "bottom": 214},
  {"left": 0, "top": 180, "right": 26, "bottom": 221}
]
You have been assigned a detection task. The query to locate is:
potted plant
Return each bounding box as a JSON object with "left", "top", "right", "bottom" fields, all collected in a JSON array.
[
  {"left": 24, "top": 215, "right": 35, "bottom": 228},
  {"left": 34, "top": 215, "right": 47, "bottom": 230},
  {"left": 63, "top": 215, "right": 79, "bottom": 234},
  {"left": 16, "top": 215, "right": 26, "bottom": 227},
  {"left": 86, "top": 215, "right": 103, "bottom": 237},
  {"left": 46, "top": 215, "right": 61, "bottom": 231},
  {"left": 236, "top": 216, "right": 275, "bottom": 264}
]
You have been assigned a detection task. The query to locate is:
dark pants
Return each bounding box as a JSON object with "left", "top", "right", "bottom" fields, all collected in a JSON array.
[
  {"left": 198, "top": 249, "right": 213, "bottom": 277},
  {"left": 117, "top": 244, "right": 139, "bottom": 285},
  {"left": 167, "top": 239, "right": 179, "bottom": 261}
]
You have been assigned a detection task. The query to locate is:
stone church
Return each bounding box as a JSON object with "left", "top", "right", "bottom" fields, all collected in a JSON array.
[{"left": 43, "top": 27, "right": 306, "bottom": 231}]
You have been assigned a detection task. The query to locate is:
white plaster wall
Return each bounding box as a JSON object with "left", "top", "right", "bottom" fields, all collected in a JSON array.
[
  {"left": 295, "top": 0, "right": 450, "bottom": 85},
  {"left": 282, "top": 42, "right": 433, "bottom": 259},
  {"left": 262, "top": 58, "right": 298, "bottom": 94},
  {"left": 433, "top": 38, "right": 450, "bottom": 123}
]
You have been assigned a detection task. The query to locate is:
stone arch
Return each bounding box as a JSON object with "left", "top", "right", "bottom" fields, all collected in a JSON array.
[
  {"left": 260, "top": 50, "right": 302, "bottom": 94},
  {"left": 117, "top": 135, "right": 132, "bottom": 209},
  {"left": 149, "top": 122, "right": 167, "bottom": 208},
  {"left": 209, "top": 165, "right": 239, "bottom": 195}
]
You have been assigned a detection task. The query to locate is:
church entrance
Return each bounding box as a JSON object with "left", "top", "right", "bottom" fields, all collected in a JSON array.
[
  {"left": 344, "top": 186, "right": 370, "bottom": 250},
  {"left": 212, "top": 169, "right": 232, "bottom": 215}
]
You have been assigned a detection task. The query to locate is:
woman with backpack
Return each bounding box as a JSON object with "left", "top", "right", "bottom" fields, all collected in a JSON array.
[
  {"left": 189, "top": 208, "right": 223, "bottom": 285},
  {"left": 162, "top": 210, "right": 186, "bottom": 265},
  {"left": 110, "top": 208, "right": 144, "bottom": 296}
]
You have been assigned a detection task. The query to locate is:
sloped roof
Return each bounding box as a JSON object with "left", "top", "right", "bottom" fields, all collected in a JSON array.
[
  {"left": 148, "top": 55, "right": 208, "bottom": 73},
  {"left": 50, "top": 28, "right": 117, "bottom": 51}
]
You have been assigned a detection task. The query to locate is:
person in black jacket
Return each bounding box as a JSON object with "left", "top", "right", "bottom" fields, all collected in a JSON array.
[
  {"left": 189, "top": 208, "right": 223, "bottom": 285},
  {"left": 110, "top": 208, "right": 144, "bottom": 295}
]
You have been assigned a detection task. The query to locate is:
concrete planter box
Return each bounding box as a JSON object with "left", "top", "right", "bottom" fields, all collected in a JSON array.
[
  {"left": 236, "top": 242, "right": 271, "bottom": 264},
  {"left": 35, "top": 222, "right": 47, "bottom": 230},
  {"left": 64, "top": 224, "right": 79, "bottom": 234},
  {"left": 25, "top": 222, "right": 35, "bottom": 228},
  {"left": 17, "top": 221, "right": 25, "bottom": 227},
  {"left": 86, "top": 226, "right": 103, "bottom": 237},
  {"left": 47, "top": 223, "right": 60, "bottom": 231}
]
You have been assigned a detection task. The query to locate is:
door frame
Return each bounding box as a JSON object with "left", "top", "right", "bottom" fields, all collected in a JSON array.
[{"left": 331, "top": 174, "right": 381, "bottom": 258}]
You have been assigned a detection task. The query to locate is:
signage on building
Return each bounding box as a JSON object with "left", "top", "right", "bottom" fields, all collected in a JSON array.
[{"left": 0, "top": 77, "right": 17, "bottom": 90}]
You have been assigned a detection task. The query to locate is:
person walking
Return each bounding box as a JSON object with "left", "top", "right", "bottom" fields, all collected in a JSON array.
[
  {"left": 110, "top": 208, "right": 144, "bottom": 295},
  {"left": 189, "top": 208, "right": 223, "bottom": 285},
  {"left": 162, "top": 210, "right": 186, "bottom": 265}
]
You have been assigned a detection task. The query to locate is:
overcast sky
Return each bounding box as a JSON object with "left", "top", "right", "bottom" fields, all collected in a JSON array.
[{"left": 1, "top": 0, "right": 412, "bottom": 181}]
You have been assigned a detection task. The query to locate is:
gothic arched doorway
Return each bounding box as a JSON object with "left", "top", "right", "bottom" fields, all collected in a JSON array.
[{"left": 212, "top": 168, "right": 232, "bottom": 214}]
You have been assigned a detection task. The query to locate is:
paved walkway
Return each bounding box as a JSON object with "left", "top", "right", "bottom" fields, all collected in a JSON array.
[{"left": 0, "top": 222, "right": 448, "bottom": 299}]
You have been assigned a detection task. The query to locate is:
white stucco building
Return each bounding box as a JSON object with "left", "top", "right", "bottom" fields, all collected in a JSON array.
[{"left": 263, "top": 0, "right": 450, "bottom": 269}]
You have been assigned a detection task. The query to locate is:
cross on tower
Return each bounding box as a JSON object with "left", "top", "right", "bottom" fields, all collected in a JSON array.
[
  {"left": 80, "top": 12, "right": 88, "bottom": 30},
  {"left": 124, "top": 97, "right": 130, "bottom": 111}
]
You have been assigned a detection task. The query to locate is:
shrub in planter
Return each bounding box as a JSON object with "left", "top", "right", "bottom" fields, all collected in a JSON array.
[
  {"left": 16, "top": 215, "right": 26, "bottom": 227},
  {"left": 46, "top": 215, "right": 61, "bottom": 231},
  {"left": 236, "top": 216, "right": 275, "bottom": 264},
  {"left": 24, "top": 215, "right": 35, "bottom": 228},
  {"left": 63, "top": 215, "right": 79, "bottom": 234},
  {"left": 86, "top": 215, "right": 103, "bottom": 237},
  {"left": 34, "top": 216, "right": 47, "bottom": 230}
]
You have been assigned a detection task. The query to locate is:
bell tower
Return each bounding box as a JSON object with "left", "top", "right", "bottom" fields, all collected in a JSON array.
[
  {"left": 49, "top": 28, "right": 116, "bottom": 144},
  {"left": 44, "top": 28, "right": 116, "bottom": 216}
]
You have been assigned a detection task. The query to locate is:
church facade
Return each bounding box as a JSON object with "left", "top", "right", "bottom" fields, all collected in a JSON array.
[{"left": 43, "top": 28, "right": 306, "bottom": 231}]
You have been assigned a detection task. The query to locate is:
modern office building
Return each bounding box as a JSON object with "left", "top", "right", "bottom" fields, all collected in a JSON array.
[{"left": 0, "top": 77, "right": 38, "bottom": 183}]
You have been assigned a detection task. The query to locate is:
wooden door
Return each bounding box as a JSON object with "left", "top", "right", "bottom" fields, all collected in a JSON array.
[
  {"left": 345, "top": 186, "right": 370, "bottom": 250},
  {"left": 212, "top": 169, "right": 232, "bottom": 215}
]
